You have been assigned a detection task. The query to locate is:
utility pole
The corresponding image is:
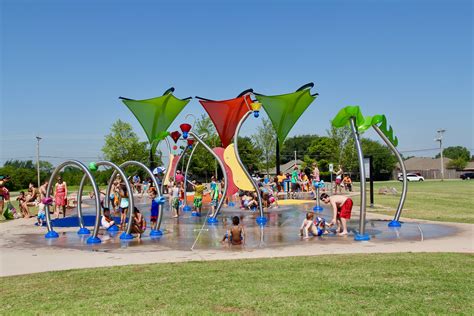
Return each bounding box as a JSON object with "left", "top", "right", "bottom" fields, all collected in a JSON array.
[
  {"left": 435, "top": 129, "right": 446, "bottom": 181},
  {"left": 294, "top": 150, "right": 297, "bottom": 167},
  {"left": 36, "top": 136, "right": 42, "bottom": 188}
]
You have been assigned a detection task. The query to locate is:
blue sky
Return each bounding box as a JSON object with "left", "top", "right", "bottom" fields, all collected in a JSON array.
[{"left": 1, "top": 0, "right": 472, "bottom": 166}]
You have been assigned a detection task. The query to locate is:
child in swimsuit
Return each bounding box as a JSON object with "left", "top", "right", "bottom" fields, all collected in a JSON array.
[
  {"left": 171, "top": 183, "right": 180, "bottom": 218},
  {"left": 101, "top": 207, "right": 116, "bottom": 229},
  {"left": 222, "top": 216, "right": 245, "bottom": 245},
  {"left": 131, "top": 207, "right": 146, "bottom": 239},
  {"left": 192, "top": 180, "right": 205, "bottom": 216},
  {"left": 149, "top": 188, "right": 159, "bottom": 227},
  {"left": 119, "top": 184, "right": 129, "bottom": 231},
  {"left": 300, "top": 212, "right": 320, "bottom": 239},
  {"left": 210, "top": 177, "right": 219, "bottom": 217}
]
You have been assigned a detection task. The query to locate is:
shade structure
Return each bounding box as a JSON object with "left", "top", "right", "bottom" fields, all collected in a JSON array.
[
  {"left": 255, "top": 84, "right": 317, "bottom": 144},
  {"left": 198, "top": 95, "right": 252, "bottom": 148},
  {"left": 120, "top": 90, "right": 190, "bottom": 151}
]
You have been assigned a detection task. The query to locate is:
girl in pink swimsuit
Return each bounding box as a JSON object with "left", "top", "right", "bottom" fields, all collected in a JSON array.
[{"left": 54, "top": 176, "right": 68, "bottom": 218}]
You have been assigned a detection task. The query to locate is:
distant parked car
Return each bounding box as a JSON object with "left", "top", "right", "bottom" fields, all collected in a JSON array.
[
  {"left": 460, "top": 172, "right": 474, "bottom": 180},
  {"left": 398, "top": 173, "right": 425, "bottom": 182}
]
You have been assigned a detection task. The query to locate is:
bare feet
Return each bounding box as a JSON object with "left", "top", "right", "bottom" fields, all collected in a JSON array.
[{"left": 337, "top": 232, "right": 348, "bottom": 236}]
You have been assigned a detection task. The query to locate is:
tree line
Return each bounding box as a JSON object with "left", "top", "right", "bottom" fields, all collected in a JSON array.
[{"left": 2, "top": 117, "right": 470, "bottom": 191}]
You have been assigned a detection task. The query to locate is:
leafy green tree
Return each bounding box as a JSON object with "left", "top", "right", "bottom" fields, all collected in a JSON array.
[
  {"left": 0, "top": 160, "right": 55, "bottom": 190},
  {"left": 185, "top": 115, "right": 220, "bottom": 181},
  {"left": 447, "top": 158, "right": 468, "bottom": 170},
  {"left": 326, "top": 125, "right": 357, "bottom": 170},
  {"left": 102, "top": 119, "right": 149, "bottom": 166},
  {"left": 255, "top": 118, "right": 276, "bottom": 175},
  {"left": 238, "top": 137, "right": 263, "bottom": 174},
  {"left": 307, "top": 136, "right": 337, "bottom": 171},
  {"left": 39, "top": 161, "right": 54, "bottom": 173},
  {"left": 281, "top": 135, "right": 319, "bottom": 164},
  {"left": 436, "top": 146, "right": 470, "bottom": 161}
]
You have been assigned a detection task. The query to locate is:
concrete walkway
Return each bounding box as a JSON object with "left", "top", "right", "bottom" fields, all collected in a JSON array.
[{"left": 0, "top": 212, "right": 472, "bottom": 277}]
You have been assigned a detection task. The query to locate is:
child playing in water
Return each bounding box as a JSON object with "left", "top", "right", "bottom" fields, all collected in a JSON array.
[
  {"left": 119, "top": 184, "right": 129, "bottom": 231},
  {"left": 101, "top": 207, "right": 116, "bottom": 229},
  {"left": 149, "top": 188, "right": 159, "bottom": 227},
  {"left": 222, "top": 216, "right": 245, "bottom": 245},
  {"left": 192, "top": 180, "right": 205, "bottom": 216},
  {"left": 171, "top": 183, "right": 180, "bottom": 218},
  {"left": 131, "top": 207, "right": 146, "bottom": 239},
  {"left": 320, "top": 193, "right": 353, "bottom": 235},
  {"left": 210, "top": 176, "right": 219, "bottom": 217},
  {"left": 300, "top": 212, "right": 319, "bottom": 239}
]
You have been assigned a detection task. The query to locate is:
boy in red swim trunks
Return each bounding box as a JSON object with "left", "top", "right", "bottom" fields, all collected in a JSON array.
[{"left": 320, "top": 193, "right": 353, "bottom": 235}]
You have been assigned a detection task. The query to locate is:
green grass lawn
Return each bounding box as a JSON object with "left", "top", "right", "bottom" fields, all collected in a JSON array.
[
  {"left": 1, "top": 253, "right": 472, "bottom": 315},
  {"left": 350, "top": 180, "right": 474, "bottom": 224}
]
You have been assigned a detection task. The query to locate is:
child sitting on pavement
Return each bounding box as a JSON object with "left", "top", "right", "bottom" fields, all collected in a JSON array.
[
  {"left": 222, "top": 216, "right": 245, "bottom": 245},
  {"left": 101, "top": 207, "right": 116, "bottom": 230},
  {"left": 300, "top": 212, "right": 320, "bottom": 239}
]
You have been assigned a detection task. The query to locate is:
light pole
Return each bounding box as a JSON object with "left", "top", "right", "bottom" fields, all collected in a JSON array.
[
  {"left": 435, "top": 129, "right": 446, "bottom": 181},
  {"left": 36, "top": 136, "right": 42, "bottom": 189}
]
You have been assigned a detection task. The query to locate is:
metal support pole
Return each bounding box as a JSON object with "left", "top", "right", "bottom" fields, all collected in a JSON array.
[
  {"left": 369, "top": 156, "right": 374, "bottom": 208},
  {"left": 349, "top": 118, "right": 369, "bottom": 241},
  {"left": 183, "top": 134, "right": 207, "bottom": 212},
  {"left": 44, "top": 160, "right": 101, "bottom": 243},
  {"left": 188, "top": 132, "right": 228, "bottom": 223},
  {"left": 373, "top": 125, "right": 407, "bottom": 226},
  {"left": 234, "top": 111, "right": 266, "bottom": 224},
  {"left": 162, "top": 138, "right": 172, "bottom": 192},
  {"left": 276, "top": 139, "right": 280, "bottom": 175},
  {"left": 149, "top": 147, "right": 155, "bottom": 170}
]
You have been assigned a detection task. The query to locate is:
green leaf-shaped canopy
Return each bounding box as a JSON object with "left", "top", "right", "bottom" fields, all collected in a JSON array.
[
  {"left": 331, "top": 105, "right": 398, "bottom": 147},
  {"left": 255, "top": 84, "right": 317, "bottom": 144},
  {"left": 121, "top": 90, "right": 190, "bottom": 150}
]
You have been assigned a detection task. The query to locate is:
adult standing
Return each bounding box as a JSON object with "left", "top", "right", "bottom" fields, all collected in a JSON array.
[
  {"left": 39, "top": 179, "right": 49, "bottom": 200},
  {"left": 334, "top": 165, "right": 343, "bottom": 194},
  {"left": 54, "top": 176, "right": 68, "bottom": 218}
]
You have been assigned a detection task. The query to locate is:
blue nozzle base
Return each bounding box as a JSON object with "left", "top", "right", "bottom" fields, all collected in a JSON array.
[
  {"left": 388, "top": 220, "right": 402, "bottom": 227},
  {"left": 77, "top": 227, "right": 91, "bottom": 235},
  {"left": 150, "top": 229, "right": 163, "bottom": 237},
  {"left": 86, "top": 236, "right": 101, "bottom": 244},
  {"left": 120, "top": 232, "right": 134, "bottom": 240},
  {"left": 107, "top": 225, "right": 119, "bottom": 232},
  {"left": 45, "top": 230, "right": 59, "bottom": 239},
  {"left": 354, "top": 233, "right": 371, "bottom": 241},
  {"left": 207, "top": 217, "right": 218, "bottom": 224},
  {"left": 256, "top": 216, "right": 267, "bottom": 225}
]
